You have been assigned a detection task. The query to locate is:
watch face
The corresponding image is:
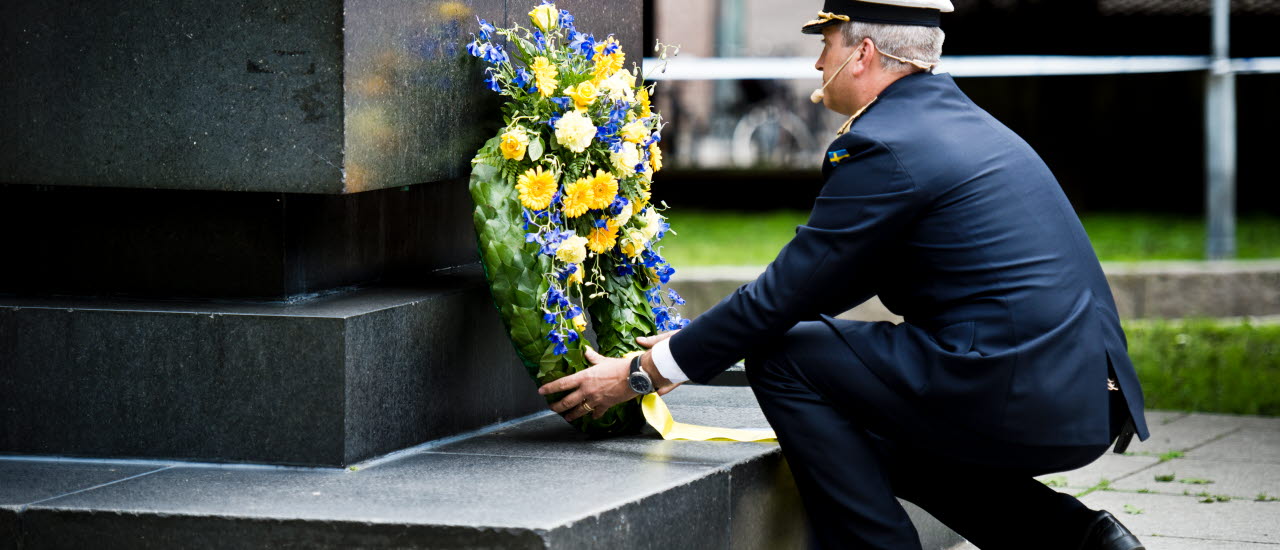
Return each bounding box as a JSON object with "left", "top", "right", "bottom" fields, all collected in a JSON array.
[{"left": 629, "top": 372, "right": 654, "bottom": 394}]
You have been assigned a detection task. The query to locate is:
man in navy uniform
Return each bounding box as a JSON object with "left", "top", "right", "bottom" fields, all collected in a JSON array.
[{"left": 540, "top": 1, "right": 1149, "bottom": 548}]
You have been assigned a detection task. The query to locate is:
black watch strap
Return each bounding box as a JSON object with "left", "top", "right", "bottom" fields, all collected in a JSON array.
[{"left": 630, "top": 354, "right": 643, "bottom": 375}]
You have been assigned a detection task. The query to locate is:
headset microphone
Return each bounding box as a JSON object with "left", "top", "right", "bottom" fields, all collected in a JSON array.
[{"left": 811, "top": 49, "right": 860, "bottom": 104}]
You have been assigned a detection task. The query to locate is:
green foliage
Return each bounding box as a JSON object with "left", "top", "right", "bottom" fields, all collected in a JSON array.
[
  {"left": 1155, "top": 474, "right": 1176, "bottom": 482},
  {"left": 1122, "top": 504, "right": 1144, "bottom": 515},
  {"left": 1125, "top": 319, "right": 1280, "bottom": 416},
  {"left": 469, "top": 150, "right": 642, "bottom": 436}
]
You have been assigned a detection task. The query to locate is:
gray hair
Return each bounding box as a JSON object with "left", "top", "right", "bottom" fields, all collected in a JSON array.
[{"left": 841, "top": 21, "right": 945, "bottom": 73}]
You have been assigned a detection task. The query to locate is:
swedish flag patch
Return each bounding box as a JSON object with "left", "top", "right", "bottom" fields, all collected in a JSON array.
[{"left": 827, "top": 149, "right": 850, "bottom": 166}]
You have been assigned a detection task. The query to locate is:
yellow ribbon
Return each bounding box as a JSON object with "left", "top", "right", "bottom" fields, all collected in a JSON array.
[
  {"left": 641, "top": 393, "right": 777, "bottom": 442},
  {"left": 615, "top": 350, "right": 775, "bottom": 442}
]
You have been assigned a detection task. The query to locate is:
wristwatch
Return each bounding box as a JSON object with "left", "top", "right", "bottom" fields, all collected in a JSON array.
[{"left": 628, "top": 354, "right": 656, "bottom": 395}]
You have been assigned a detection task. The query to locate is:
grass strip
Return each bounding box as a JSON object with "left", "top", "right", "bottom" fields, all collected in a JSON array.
[{"left": 1124, "top": 318, "right": 1280, "bottom": 416}]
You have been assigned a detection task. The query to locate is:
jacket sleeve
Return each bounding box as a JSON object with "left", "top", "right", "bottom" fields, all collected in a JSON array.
[{"left": 668, "top": 131, "right": 927, "bottom": 383}]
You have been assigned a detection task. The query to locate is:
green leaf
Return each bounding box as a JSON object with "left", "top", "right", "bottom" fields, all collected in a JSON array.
[{"left": 528, "top": 136, "right": 545, "bottom": 161}]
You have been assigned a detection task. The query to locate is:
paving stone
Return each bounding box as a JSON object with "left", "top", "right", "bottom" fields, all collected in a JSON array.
[
  {"left": 0, "top": 460, "right": 163, "bottom": 506},
  {"left": 1126, "top": 414, "right": 1242, "bottom": 455},
  {"left": 1078, "top": 490, "right": 1280, "bottom": 545},
  {"left": 1145, "top": 410, "right": 1192, "bottom": 427},
  {"left": 1190, "top": 429, "right": 1280, "bottom": 464},
  {"left": 1037, "top": 454, "right": 1161, "bottom": 490},
  {"left": 948, "top": 536, "right": 1280, "bottom": 550},
  {"left": 1112, "top": 459, "right": 1280, "bottom": 499},
  {"left": 1131, "top": 536, "right": 1280, "bottom": 549}
]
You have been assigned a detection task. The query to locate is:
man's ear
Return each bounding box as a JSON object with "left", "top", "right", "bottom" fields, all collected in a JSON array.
[{"left": 850, "top": 38, "right": 874, "bottom": 75}]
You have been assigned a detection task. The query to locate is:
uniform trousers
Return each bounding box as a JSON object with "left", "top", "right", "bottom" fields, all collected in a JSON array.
[{"left": 745, "top": 320, "right": 1122, "bottom": 550}]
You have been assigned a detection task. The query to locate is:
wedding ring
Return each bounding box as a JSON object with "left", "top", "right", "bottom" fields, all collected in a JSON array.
[{"left": 581, "top": 402, "right": 595, "bottom": 413}]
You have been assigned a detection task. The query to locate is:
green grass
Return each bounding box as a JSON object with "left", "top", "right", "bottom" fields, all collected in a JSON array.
[
  {"left": 1124, "top": 319, "right": 1280, "bottom": 416},
  {"left": 660, "top": 210, "right": 1280, "bottom": 267}
]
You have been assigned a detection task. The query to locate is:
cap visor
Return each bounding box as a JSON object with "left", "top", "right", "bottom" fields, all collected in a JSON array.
[{"left": 801, "top": 19, "right": 839, "bottom": 34}]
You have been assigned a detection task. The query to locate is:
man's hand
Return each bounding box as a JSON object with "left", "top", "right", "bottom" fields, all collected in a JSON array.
[
  {"left": 539, "top": 347, "right": 637, "bottom": 422},
  {"left": 538, "top": 331, "right": 684, "bottom": 422}
]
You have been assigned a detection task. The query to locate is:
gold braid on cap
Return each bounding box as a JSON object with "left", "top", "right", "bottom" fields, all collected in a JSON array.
[{"left": 803, "top": 11, "right": 851, "bottom": 28}]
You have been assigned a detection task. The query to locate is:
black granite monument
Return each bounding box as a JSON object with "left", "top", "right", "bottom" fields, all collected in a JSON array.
[{"left": 0, "top": 0, "right": 645, "bottom": 467}]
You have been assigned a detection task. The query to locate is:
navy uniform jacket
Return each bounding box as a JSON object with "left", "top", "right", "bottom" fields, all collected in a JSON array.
[{"left": 668, "top": 71, "right": 1149, "bottom": 447}]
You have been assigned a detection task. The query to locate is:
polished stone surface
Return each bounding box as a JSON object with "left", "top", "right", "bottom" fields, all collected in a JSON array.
[
  {"left": 0, "top": 276, "right": 544, "bottom": 466},
  {"left": 0, "top": 182, "right": 478, "bottom": 300},
  {"left": 9, "top": 386, "right": 799, "bottom": 549},
  {"left": 1, "top": 0, "right": 642, "bottom": 194}
]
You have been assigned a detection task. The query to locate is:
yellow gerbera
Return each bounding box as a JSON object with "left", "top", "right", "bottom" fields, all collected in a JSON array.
[
  {"left": 638, "top": 86, "right": 653, "bottom": 118},
  {"left": 587, "top": 170, "right": 618, "bottom": 210},
  {"left": 531, "top": 56, "right": 559, "bottom": 98},
  {"left": 649, "top": 142, "right": 663, "bottom": 173},
  {"left": 516, "top": 166, "right": 557, "bottom": 210},
  {"left": 591, "top": 38, "right": 625, "bottom": 83},
  {"left": 587, "top": 219, "right": 620, "bottom": 253},
  {"left": 561, "top": 177, "right": 594, "bottom": 218},
  {"left": 564, "top": 81, "right": 598, "bottom": 111}
]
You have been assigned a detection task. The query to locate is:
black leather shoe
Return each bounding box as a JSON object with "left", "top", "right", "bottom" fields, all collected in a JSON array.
[{"left": 1078, "top": 510, "right": 1145, "bottom": 550}]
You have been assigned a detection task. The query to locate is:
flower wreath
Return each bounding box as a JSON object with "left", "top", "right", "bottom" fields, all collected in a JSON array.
[{"left": 466, "top": 2, "right": 687, "bottom": 435}]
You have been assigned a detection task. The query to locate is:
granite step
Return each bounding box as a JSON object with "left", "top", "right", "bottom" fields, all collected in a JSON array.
[
  {"left": 0, "top": 386, "right": 962, "bottom": 550},
  {"left": 0, "top": 267, "right": 545, "bottom": 467}
]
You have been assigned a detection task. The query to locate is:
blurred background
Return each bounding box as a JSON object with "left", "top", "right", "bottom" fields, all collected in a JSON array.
[
  {"left": 641, "top": 0, "right": 1280, "bottom": 416},
  {"left": 638, "top": 0, "right": 1278, "bottom": 267}
]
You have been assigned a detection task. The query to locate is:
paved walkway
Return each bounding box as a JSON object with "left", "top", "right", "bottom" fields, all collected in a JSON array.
[{"left": 951, "top": 411, "right": 1280, "bottom": 549}]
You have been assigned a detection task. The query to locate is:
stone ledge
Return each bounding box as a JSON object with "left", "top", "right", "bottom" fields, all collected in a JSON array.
[{"left": 0, "top": 386, "right": 962, "bottom": 550}]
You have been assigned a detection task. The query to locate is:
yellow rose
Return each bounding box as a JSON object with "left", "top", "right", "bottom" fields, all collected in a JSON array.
[
  {"left": 555, "top": 235, "right": 588, "bottom": 264},
  {"left": 564, "top": 81, "right": 598, "bottom": 111},
  {"left": 620, "top": 230, "right": 646, "bottom": 258},
  {"left": 620, "top": 120, "right": 647, "bottom": 144},
  {"left": 567, "top": 267, "right": 583, "bottom": 285},
  {"left": 529, "top": 4, "right": 559, "bottom": 32},
  {"left": 500, "top": 128, "right": 529, "bottom": 161}
]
